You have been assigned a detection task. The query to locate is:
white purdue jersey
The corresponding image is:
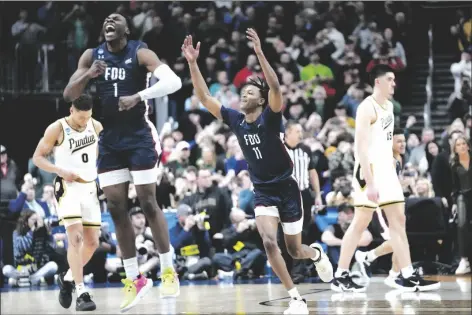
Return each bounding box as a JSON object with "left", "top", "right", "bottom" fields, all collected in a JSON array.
[
  {"left": 354, "top": 96, "right": 395, "bottom": 166},
  {"left": 54, "top": 118, "right": 98, "bottom": 182}
]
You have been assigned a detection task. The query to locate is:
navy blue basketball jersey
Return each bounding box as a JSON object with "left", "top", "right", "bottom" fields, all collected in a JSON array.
[
  {"left": 221, "top": 106, "right": 293, "bottom": 185},
  {"left": 92, "top": 40, "right": 151, "bottom": 125}
]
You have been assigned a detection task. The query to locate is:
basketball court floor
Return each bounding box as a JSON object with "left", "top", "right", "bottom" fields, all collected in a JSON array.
[{"left": 1, "top": 276, "right": 470, "bottom": 314}]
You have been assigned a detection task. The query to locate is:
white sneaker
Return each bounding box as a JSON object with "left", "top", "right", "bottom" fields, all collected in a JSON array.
[
  {"left": 354, "top": 250, "right": 370, "bottom": 278},
  {"left": 310, "top": 243, "right": 333, "bottom": 282},
  {"left": 455, "top": 258, "right": 471, "bottom": 275},
  {"left": 284, "top": 298, "right": 309, "bottom": 315},
  {"left": 384, "top": 270, "right": 400, "bottom": 289}
]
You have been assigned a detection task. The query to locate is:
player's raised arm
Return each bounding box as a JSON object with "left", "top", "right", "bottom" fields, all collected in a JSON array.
[
  {"left": 354, "top": 101, "right": 376, "bottom": 189},
  {"left": 32, "top": 122, "right": 78, "bottom": 181},
  {"left": 182, "top": 35, "right": 223, "bottom": 120},
  {"left": 246, "top": 28, "right": 283, "bottom": 113},
  {"left": 63, "top": 49, "right": 107, "bottom": 102}
]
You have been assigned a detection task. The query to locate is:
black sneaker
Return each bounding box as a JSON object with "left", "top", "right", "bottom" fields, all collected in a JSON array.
[
  {"left": 76, "top": 292, "right": 96, "bottom": 311},
  {"left": 395, "top": 271, "right": 441, "bottom": 292},
  {"left": 330, "top": 272, "right": 366, "bottom": 292},
  {"left": 58, "top": 272, "right": 74, "bottom": 309}
]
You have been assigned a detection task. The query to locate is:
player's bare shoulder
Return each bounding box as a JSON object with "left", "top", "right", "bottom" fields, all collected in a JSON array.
[
  {"left": 91, "top": 118, "right": 104, "bottom": 135},
  {"left": 46, "top": 119, "right": 66, "bottom": 146},
  {"left": 355, "top": 97, "right": 377, "bottom": 125}
]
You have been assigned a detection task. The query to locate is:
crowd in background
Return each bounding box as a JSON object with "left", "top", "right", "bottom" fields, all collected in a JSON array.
[{"left": 1, "top": 1, "right": 471, "bottom": 287}]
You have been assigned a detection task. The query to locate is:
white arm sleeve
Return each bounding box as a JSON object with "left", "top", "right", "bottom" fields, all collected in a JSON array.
[{"left": 138, "top": 64, "right": 182, "bottom": 101}]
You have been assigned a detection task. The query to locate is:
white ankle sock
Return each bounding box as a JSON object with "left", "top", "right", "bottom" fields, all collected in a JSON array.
[
  {"left": 64, "top": 269, "right": 73, "bottom": 282},
  {"left": 335, "top": 268, "right": 349, "bottom": 278},
  {"left": 288, "top": 287, "right": 302, "bottom": 300},
  {"left": 76, "top": 282, "right": 87, "bottom": 297},
  {"left": 389, "top": 270, "right": 400, "bottom": 277},
  {"left": 159, "top": 248, "right": 174, "bottom": 271},
  {"left": 123, "top": 257, "right": 139, "bottom": 280},
  {"left": 401, "top": 265, "right": 414, "bottom": 278},
  {"left": 367, "top": 250, "right": 378, "bottom": 262}
]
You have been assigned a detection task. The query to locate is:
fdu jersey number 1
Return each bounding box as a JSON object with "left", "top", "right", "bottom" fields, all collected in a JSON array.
[{"left": 92, "top": 40, "right": 151, "bottom": 123}]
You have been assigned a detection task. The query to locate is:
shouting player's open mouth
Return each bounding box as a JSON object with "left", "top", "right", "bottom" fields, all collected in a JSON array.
[{"left": 105, "top": 24, "right": 116, "bottom": 36}]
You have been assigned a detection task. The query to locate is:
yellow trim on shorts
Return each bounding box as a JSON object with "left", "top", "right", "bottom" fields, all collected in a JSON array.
[
  {"left": 353, "top": 204, "right": 378, "bottom": 210},
  {"left": 61, "top": 216, "right": 83, "bottom": 221},
  {"left": 379, "top": 200, "right": 405, "bottom": 208},
  {"left": 82, "top": 221, "right": 101, "bottom": 229}
]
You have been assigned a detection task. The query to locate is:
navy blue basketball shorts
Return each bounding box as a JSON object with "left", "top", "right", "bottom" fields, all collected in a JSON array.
[
  {"left": 97, "top": 121, "right": 161, "bottom": 188},
  {"left": 253, "top": 177, "right": 304, "bottom": 235}
]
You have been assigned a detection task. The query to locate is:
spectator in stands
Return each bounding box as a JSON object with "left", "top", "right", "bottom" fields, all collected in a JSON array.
[
  {"left": 9, "top": 175, "right": 50, "bottom": 218},
  {"left": 1, "top": 145, "right": 19, "bottom": 200},
  {"left": 425, "top": 140, "right": 441, "bottom": 174},
  {"left": 321, "top": 204, "right": 372, "bottom": 268},
  {"left": 181, "top": 169, "right": 232, "bottom": 240},
  {"left": 170, "top": 204, "right": 212, "bottom": 280},
  {"left": 128, "top": 207, "right": 160, "bottom": 277},
  {"left": 383, "top": 28, "right": 407, "bottom": 67},
  {"left": 166, "top": 141, "right": 191, "bottom": 177},
  {"left": 62, "top": 4, "right": 92, "bottom": 77},
  {"left": 156, "top": 169, "right": 176, "bottom": 210},
  {"left": 27, "top": 156, "right": 55, "bottom": 197},
  {"left": 83, "top": 223, "right": 116, "bottom": 283},
  {"left": 41, "top": 184, "right": 57, "bottom": 216},
  {"left": 300, "top": 53, "right": 334, "bottom": 93},
  {"left": 196, "top": 145, "right": 225, "bottom": 174},
  {"left": 235, "top": 170, "right": 254, "bottom": 216},
  {"left": 132, "top": 2, "right": 155, "bottom": 39},
  {"left": 366, "top": 41, "right": 405, "bottom": 73},
  {"left": 3, "top": 209, "right": 58, "bottom": 287},
  {"left": 197, "top": 10, "right": 226, "bottom": 45},
  {"left": 431, "top": 131, "right": 463, "bottom": 203},
  {"left": 450, "top": 9, "right": 472, "bottom": 53},
  {"left": 11, "top": 9, "right": 46, "bottom": 91},
  {"left": 160, "top": 134, "right": 176, "bottom": 165},
  {"left": 212, "top": 208, "right": 265, "bottom": 280},
  {"left": 324, "top": 20, "right": 346, "bottom": 61},
  {"left": 408, "top": 127, "right": 435, "bottom": 173},
  {"left": 143, "top": 16, "right": 169, "bottom": 60},
  {"left": 450, "top": 135, "right": 472, "bottom": 275}
]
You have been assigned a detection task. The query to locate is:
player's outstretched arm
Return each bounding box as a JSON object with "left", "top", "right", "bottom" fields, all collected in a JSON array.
[
  {"left": 32, "top": 122, "right": 78, "bottom": 181},
  {"left": 182, "top": 35, "right": 223, "bottom": 120},
  {"left": 246, "top": 28, "right": 283, "bottom": 113},
  {"left": 118, "top": 48, "right": 183, "bottom": 111},
  {"left": 63, "top": 49, "right": 107, "bottom": 102},
  {"left": 354, "top": 101, "right": 376, "bottom": 186}
]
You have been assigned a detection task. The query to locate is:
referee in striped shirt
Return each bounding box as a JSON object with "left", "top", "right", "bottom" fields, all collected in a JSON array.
[
  {"left": 280, "top": 120, "right": 323, "bottom": 282},
  {"left": 284, "top": 121, "right": 323, "bottom": 218}
]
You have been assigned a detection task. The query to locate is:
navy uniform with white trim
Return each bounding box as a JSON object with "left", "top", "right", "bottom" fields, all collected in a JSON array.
[
  {"left": 91, "top": 40, "right": 161, "bottom": 188},
  {"left": 221, "top": 105, "right": 304, "bottom": 235}
]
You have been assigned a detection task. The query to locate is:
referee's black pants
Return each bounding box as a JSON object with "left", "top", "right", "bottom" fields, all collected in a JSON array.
[{"left": 278, "top": 189, "right": 321, "bottom": 280}]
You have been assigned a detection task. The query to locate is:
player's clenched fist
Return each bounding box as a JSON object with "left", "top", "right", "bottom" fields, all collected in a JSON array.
[{"left": 87, "top": 60, "right": 107, "bottom": 78}]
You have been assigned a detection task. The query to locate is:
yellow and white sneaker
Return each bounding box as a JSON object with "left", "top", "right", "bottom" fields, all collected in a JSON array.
[
  {"left": 120, "top": 275, "right": 153, "bottom": 313},
  {"left": 160, "top": 267, "right": 180, "bottom": 298}
]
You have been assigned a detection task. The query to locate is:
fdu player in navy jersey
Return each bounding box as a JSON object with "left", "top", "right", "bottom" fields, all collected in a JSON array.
[
  {"left": 63, "top": 13, "right": 182, "bottom": 312},
  {"left": 182, "top": 30, "right": 333, "bottom": 315}
]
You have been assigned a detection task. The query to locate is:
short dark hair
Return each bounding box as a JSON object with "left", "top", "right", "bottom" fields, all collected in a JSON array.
[
  {"left": 393, "top": 128, "right": 404, "bottom": 136},
  {"left": 72, "top": 94, "right": 93, "bottom": 111},
  {"left": 245, "top": 77, "right": 269, "bottom": 108},
  {"left": 285, "top": 120, "right": 301, "bottom": 131},
  {"left": 369, "top": 64, "right": 394, "bottom": 86}
]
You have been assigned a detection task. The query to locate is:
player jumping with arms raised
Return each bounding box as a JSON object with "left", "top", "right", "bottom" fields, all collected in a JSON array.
[
  {"left": 182, "top": 29, "right": 333, "bottom": 315},
  {"left": 63, "top": 13, "right": 182, "bottom": 312}
]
